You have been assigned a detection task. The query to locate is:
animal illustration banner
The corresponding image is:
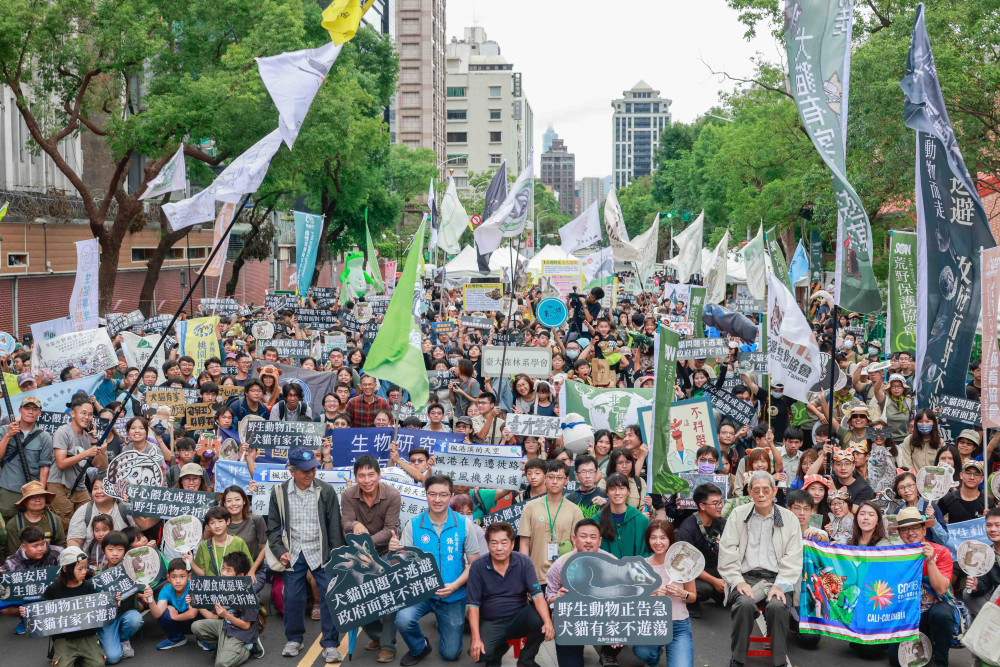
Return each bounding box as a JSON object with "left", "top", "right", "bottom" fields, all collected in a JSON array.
[
  {"left": 553, "top": 552, "right": 672, "bottom": 646},
  {"left": 560, "top": 381, "right": 653, "bottom": 435},
  {"left": 799, "top": 541, "right": 923, "bottom": 644},
  {"left": 324, "top": 533, "right": 443, "bottom": 632}
]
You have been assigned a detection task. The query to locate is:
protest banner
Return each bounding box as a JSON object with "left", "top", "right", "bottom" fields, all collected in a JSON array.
[
  {"left": 294, "top": 308, "right": 339, "bottom": 330},
  {"left": 562, "top": 382, "right": 653, "bottom": 435},
  {"left": 676, "top": 473, "right": 730, "bottom": 509},
  {"left": 366, "top": 296, "right": 391, "bottom": 317},
  {"left": 505, "top": 413, "right": 561, "bottom": 439},
  {"left": 33, "top": 410, "right": 76, "bottom": 436},
  {"left": 539, "top": 266, "right": 582, "bottom": 300},
  {"left": 68, "top": 238, "right": 100, "bottom": 332},
  {"left": 0, "top": 567, "right": 59, "bottom": 603},
  {"left": 430, "top": 442, "right": 523, "bottom": 490},
  {"left": 145, "top": 389, "right": 186, "bottom": 416},
  {"left": 189, "top": 576, "right": 257, "bottom": 609},
  {"left": 181, "top": 316, "right": 220, "bottom": 374},
  {"left": 799, "top": 541, "right": 923, "bottom": 643},
  {"left": 102, "top": 450, "right": 165, "bottom": 500},
  {"left": 265, "top": 292, "right": 297, "bottom": 311},
  {"left": 462, "top": 283, "right": 503, "bottom": 312},
  {"left": 732, "top": 285, "right": 764, "bottom": 315},
  {"left": 141, "top": 314, "right": 173, "bottom": 332},
  {"left": 479, "top": 499, "right": 528, "bottom": 533},
  {"left": 244, "top": 420, "right": 325, "bottom": 462},
  {"left": 945, "top": 517, "right": 992, "bottom": 559},
  {"left": 460, "top": 316, "right": 493, "bottom": 330},
  {"left": 255, "top": 338, "right": 312, "bottom": 359},
  {"left": 248, "top": 467, "right": 353, "bottom": 515},
  {"left": 217, "top": 384, "right": 243, "bottom": 401},
  {"left": 688, "top": 286, "right": 706, "bottom": 337},
  {"left": 427, "top": 369, "right": 454, "bottom": 392},
  {"left": 931, "top": 394, "right": 981, "bottom": 427},
  {"left": 430, "top": 321, "right": 456, "bottom": 335},
  {"left": 329, "top": 428, "right": 463, "bottom": 468},
  {"left": 553, "top": 552, "right": 671, "bottom": 646},
  {"left": 182, "top": 388, "right": 202, "bottom": 404},
  {"left": 120, "top": 332, "right": 166, "bottom": 384},
  {"left": 106, "top": 310, "right": 145, "bottom": 337},
  {"left": 185, "top": 402, "right": 218, "bottom": 431},
  {"left": 309, "top": 287, "right": 337, "bottom": 307},
  {"left": 35, "top": 328, "right": 117, "bottom": 377},
  {"left": 24, "top": 591, "right": 118, "bottom": 638},
  {"left": 661, "top": 397, "right": 719, "bottom": 476},
  {"left": 125, "top": 485, "right": 216, "bottom": 520},
  {"left": 1, "top": 373, "right": 103, "bottom": 418},
  {"left": 982, "top": 245, "right": 1000, "bottom": 427},
  {"left": 701, "top": 385, "right": 756, "bottom": 426},
  {"left": 91, "top": 564, "right": 141, "bottom": 599},
  {"left": 198, "top": 298, "right": 240, "bottom": 318},
  {"left": 677, "top": 337, "right": 730, "bottom": 360},
  {"left": 248, "top": 361, "right": 338, "bottom": 418},
  {"left": 491, "top": 331, "right": 524, "bottom": 347},
  {"left": 481, "top": 346, "right": 552, "bottom": 378},
  {"left": 324, "top": 534, "right": 443, "bottom": 632},
  {"left": 767, "top": 273, "right": 822, "bottom": 401}
]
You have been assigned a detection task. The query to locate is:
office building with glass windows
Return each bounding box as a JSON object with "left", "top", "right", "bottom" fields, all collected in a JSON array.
[{"left": 611, "top": 80, "right": 671, "bottom": 190}]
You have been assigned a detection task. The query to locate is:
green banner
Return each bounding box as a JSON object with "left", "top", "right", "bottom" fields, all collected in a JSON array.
[
  {"left": 764, "top": 227, "right": 793, "bottom": 292},
  {"left": 651, "top": 326, "right": 683, "bottom": 495},
  {"left": 886, "top": 231, "right": 917, "bottom": 354},
  {"left": 784, "top": 0, "right": 882, "bottom": 314},
  {"left": 689, "top": 286, "right": 706, "bottom": 338},
  {"left": 809, "top": 228, "right": 823, "bottom": 289},
  {"left": 561, "top": 382, "right": 653, "bottom": 434}
]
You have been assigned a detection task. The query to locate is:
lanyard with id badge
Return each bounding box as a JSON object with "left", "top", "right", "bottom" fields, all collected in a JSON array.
[{"left": 545, "top": 498, "right": 564, "bottom": 561}]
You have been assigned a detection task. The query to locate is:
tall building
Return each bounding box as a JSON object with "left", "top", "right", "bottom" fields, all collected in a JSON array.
[
  {"left": 540, "top": 138, "right": 577, "bottom": 216},
  {"left": 611, "top": 80, "right": 671, "bottom": 190},
  {"left": 395, "top": 0, "right": 447, "bottom": 171},
  {"left": 445, "top": 27, "right": 533, "bottom": 188},
  {"left": 542, "top": 125, "right": 558, "bottom": 153},
  {"left": 579, "top": 176, "right": 605, "bottom": 212}
]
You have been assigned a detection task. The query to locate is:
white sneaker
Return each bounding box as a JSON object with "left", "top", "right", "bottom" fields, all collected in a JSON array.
[
  {"left": 323, "top": 647, "right": 343, "bottom": 663},
  {"left": 282, "top": 641, "right": 303, "bottom": 657},
  {"left": 121, "top": 641, "right": 134, "bottom": 659}
]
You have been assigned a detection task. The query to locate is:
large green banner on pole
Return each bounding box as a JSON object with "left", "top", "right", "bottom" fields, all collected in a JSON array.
[
  {"left": 886, "top": 231, "right": 917, "bottom": 354},
  {"left": 689, "top": 287, "right": 706, "bottom": 339},
  {"left": 651, "top": 326, "right": 682, "bottom": 495},
  {"left": 764, "top": 227, "right": 793, "bottom": 292}
]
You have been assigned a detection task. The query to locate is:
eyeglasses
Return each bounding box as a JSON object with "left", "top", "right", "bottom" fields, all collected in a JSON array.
[
  {"left": 897, "top": 483, "right": 917, "bottom": 492},
  {"left": 545, "top": 474, "right": 566, "bottom": 481},
  {"left": 749, "top": 486, "right": 772, "bottom": 495},
  {"left": 700, "top": 500, "right": 724, "bottom": 507},
  {"left": 426, "top": 492, "right": 452, "bottom": 500}
]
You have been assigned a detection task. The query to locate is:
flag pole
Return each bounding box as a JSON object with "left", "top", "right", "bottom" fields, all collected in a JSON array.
[
  {"left": 67, "top": 193, "right": 254, "bottom": 496},
  {"left": 826, "top": 303, "right": 840, "bottom": 476},
  {"left": 489, "top": 235, "right": 521, "bottom": 445}
]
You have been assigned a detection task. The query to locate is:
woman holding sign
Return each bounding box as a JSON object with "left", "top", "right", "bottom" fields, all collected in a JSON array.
[{"left": 120, "top": 417, "right": 167, "bottom": 476}]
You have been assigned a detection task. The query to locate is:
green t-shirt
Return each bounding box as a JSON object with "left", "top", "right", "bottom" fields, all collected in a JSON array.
[
  {"left": 471, "top": 489, "right": 502, "bottom": 521},
  {"left": 194, "top": 535, "right": 252, "bottom": 576}
]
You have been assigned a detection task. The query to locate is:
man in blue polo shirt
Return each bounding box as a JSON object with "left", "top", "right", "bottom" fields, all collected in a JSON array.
[
  {"left": 391, "top": 474, "right": 479, "bottom": 665},
  {"left": 467, "top": 521, "right": 554, "bottom": 667}
]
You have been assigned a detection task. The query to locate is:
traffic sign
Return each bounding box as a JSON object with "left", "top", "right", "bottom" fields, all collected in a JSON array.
[{"left": 471, "top": 214, "right": 482, "bottom": 226}]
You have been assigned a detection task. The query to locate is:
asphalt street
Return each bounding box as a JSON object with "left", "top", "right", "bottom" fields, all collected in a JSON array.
[{"left": 0, "top": 595, "right": 980, "bottom": 667}]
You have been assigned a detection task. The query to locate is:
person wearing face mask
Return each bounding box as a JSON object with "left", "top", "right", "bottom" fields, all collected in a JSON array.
[
  {"left": 899, "top": 409, "right": 943, "bottom": 472},
  {"left": 742, "top": 373, "right": 795, "bottom": 442}
]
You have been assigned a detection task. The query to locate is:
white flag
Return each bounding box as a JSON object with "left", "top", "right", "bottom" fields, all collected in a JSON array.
[
  {"left": 68, "top": 239, "right": 100, "bottom": 332},
  {"left": 139, "top": 144, "right": 186, "bottom": 200},
  {"left": 581, "top": 247, "right": 614, "bottom": 287},
  {"left": 161, "top": 187, "right": 216, "bottom": 231},
  {"left": 207, "top": 129, "right": 284, "bottom": 204},
  {"left": 121, "top": 332, "right": 165, "bottom": 384},
  {"left": 742, "top": 224, "right": 766, "bottom": 300},
  {"left": 474, "top": 150, "right": 534, "bottom": 255},
  {"left": 669, "top": 210, "right": 704, "bottom": 282},
  {"left": 203, "top": 202, "right": 236, "bottom": 277},
  {"left": 766, "top": 272, "right": 822, "bottom": 402},
  {"left": 438, "top": 176, "right": 469, "bottom": 255},
  {"left": 632, "top": 214, "right": 660, "bottom": 284},
  {"left": 604, "top": 188, "right": 639, "bottom": 262},
  {"left": 559, "top": 199, "right": 601, "bottom": 254},
  {"left": 256, "top": 42, "right": 342, "bottom": 150},
  {"left": 704, "top": 230, "right": 729, "bottom": 304}
]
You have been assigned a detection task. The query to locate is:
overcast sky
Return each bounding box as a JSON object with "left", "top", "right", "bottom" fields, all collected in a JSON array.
[{"left": 445, "top": 0, "right": 779, "bottom": 180}]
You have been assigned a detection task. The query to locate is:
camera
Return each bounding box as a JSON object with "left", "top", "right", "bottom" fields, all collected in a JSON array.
[{"left": 152, "top": 424, "right": 166, "bottom": 436}]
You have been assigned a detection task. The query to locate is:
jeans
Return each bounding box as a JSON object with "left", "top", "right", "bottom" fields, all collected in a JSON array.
[
  {"left": 477, "top": 605, "right": 544, "bottom": 667},
  {"left": 888, "top": 601, "right": 953, "bottom": 667},
  {"left": 363, "top": 613, "right": 397, "bottom": 653},
  {"left": 396, "top": 597, "right": 466, "bottom": 661},
  {"left": 157, "top": 607, "right": 194, "bottom": 642},
  {"left": 97, "top": 611, "right": 143, "bottom": 664},
  {"left": 283, "top": 553, "right": 339, "bottom": 649},
  {"left": 632, "top": 619, "right": 694, "bottom": 667}
]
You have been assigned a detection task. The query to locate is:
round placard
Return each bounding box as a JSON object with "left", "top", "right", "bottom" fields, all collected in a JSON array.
[
  {"left": 915, "top": 465, "right": 952, "bottom": 502},
  {"left": 164, "top": 515, "right": 203, "bottom": 554},
  {"left": 0, "top": 331, "right": 15, "bottom": 356},
  {"left": 990, "top": 471, "right": 1000, "bottom": 502},
  {"left": 536, "top": 298, "right": 568, "bottom": 329},
  {"left": 664, "top": 541, "right": 705, "bottom": 584},
  {"left": 123, "top": 546, "right": 165, "bottom": 587},
  {"left": 897, "top": 632, "right": 931, "bottom": 667},
  {"left": 957, "top": 540, "right": 995, "bottom": 577},
  {"left": 252, "top": 320, "right": 275, "bottom": 339}
]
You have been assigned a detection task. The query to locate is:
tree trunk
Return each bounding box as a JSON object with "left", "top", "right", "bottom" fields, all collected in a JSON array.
[
  {"left": 137, "top": 224, "right": 194, "bottom": 316},
  {"left": 225, "top": 250, "right": 248, "bottom": 297},
  {"left": 97, "top": 241, "right": 121, "bottom": 318}
]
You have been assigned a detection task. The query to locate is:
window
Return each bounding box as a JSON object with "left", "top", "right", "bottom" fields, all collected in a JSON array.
[
  {"left": 446, "top": 87, "right": 466, "bottom": 97},
  {"left": 490, "top": 154, "right": 502, "bottom": 165},
  {"left": 446, "top": 132, "right": 467, "bottom": 143},
  {"left": 634, "top": 117, "right": 650, "bottom": 128},
  {"left": 488, "top": 85, "right": 501, "bottom": 97},
  {"left": 187, "top": 247, "right": 209, "bottom": 260},
  {"left": 625, "top": 103, "right": 631, "bottom": 113},
  {"left": 454, "top": 176, "right": 469, "bottom": 188},
  {"left": 489, "top": 131, "right": 502, "bottom": 143},
  {"left": 447, "top": 154, "right": 468, "bottom": 167},
  {"left": 633, "top": 103, "right": 650, "bottom": 114},
  {"left": 489, "top": 108, "right": 501, "bottom": 120},
  {"left": 6, "top": 252, "right": 28, "bottom": 267},
  {"left": 447, "top": 109, "right": 467, "bottom": 120},
  {"left": 401, "top": 18, "right": 419, "bottom": 33}
]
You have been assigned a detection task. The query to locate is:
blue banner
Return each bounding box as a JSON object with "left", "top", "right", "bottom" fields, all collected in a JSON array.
[
  {"left": 1, "top": 374, "right": 103, "bottom": 418},
  {"left": 945, "top": 517, "right": 991, "bottom": 559},
  {"left": 800, "top": 541, "right": 923, "bottom": 644},
  {"left": 294, "top": 210, "right": 323, "bottom": 297},
  {"left": 331, "top": 428, "right": 463, "bottom": 468}
]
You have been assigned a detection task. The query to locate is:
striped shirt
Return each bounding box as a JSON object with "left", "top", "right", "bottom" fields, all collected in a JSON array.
[{"left": 287, "top": 482, "right": 322, "bottom": 570}]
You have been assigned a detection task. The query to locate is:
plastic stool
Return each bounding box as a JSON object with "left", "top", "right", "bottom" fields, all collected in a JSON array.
[
  {"left": 748, "top": 635, "right": 772, "bottom": 658},
  {"left": 506, "top": 637, "right": 525, "bottom": 658}
]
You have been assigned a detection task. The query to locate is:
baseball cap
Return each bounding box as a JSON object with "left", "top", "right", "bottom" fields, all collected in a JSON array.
[
  {"left": 962, "top": 459, "right": 985, "bottom": 475},
  {"left": 288, "top": 447, "right": 320, "bottom": 471},
  {"left": 19, "top": 395, "right": 42, "bottom": 409},
  {"left": 17, "top": 372, "right": 34, "bottom": 386},
  {"left": 455, "top": 416, "right": 473, "bottom": 427},
  {"left": 59, "top": 546, "right": 88, "bottom": 567}
]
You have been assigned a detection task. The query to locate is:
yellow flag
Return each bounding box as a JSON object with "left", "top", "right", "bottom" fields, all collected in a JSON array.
[{"left": 322, "top": 0, "right": 376, "bottom": 46}]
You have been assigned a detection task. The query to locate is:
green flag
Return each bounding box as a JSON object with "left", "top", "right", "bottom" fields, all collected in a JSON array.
[
  {"left": 651, "top": 326, "right": 683, "bottom": 495},
  {"left": 362, "top": 220, "right": 428, "bottom": 406},
  {"left": 689, "top": 286, "right": 706, "bottom": 338},
  {"left": 764, "top": 227, "right": 793, "bottom": 292},
  {"left": 364, "top": 213, "right": 385, "bottom": 294},
  {"left": 886, "top": 230, "right": 917, "bottom": 354}
]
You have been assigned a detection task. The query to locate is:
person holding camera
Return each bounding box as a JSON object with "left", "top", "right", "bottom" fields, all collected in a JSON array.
[{"left": 449, "top": 359, "right": 480, "bottom": 417}]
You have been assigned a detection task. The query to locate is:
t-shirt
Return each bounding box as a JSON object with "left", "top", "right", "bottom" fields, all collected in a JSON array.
[
  {"left": 517, "top": 495, "right": 584, "bottom": 581},
  {"left": 49, "top": 423, "right": 93, "bottom": 487},
  {"left": 835, "top": 475, "right": 875, "bottom": 505},
  {"left": 194, "top": 536, "right": 253, "bottom": 577},
  {"left": 920, "top": 542, "right": 953, "bottom": 612},
  {"left": 566, "top": 487, "right": 606, "bottom": 521},
  {"left": 938, "top": 490, "right": 984, "bottom": 524},
  {"left": 223, "top": 605, "right": 260, "bottom": 644},
  {"left": 159, "top": 581, "right": 191, "bottom": 613},
  {"left": 0, "top": 424, "right": 53, "bottom": 494},
  {"left": 43, "top": 579, "right": 97, "bottom": 640},
  {"left": 66, "top": 501, "right": 136, "bottom": 553}
]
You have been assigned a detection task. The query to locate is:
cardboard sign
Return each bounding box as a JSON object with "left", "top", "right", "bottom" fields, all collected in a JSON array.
[
  {"left": 185, "top": 402, "right": 218, "bottom": 431},
  {"left": 24, "top": 591, "right": 118, "bottom": 637},
  {"left": 460, "top": 316, "right": 493, "bottom": 330},
  {"left": 325, "top": 534, "right": 443, "bottom": 632},
  {"left": 189, "top": 576, "right": 257, "bottom": 609},
  {"left": 309, "top": 287, "right": 338, "bottom": 308},
  {"left": 255, "top": 339, "right": 312, "bottom": 359},
  {"left": 505, "top": 414, "right": 561, "bottom": 439},
  {"left": 479, "top": 499, "right": 527, "bottom": 533},
  {"left": 701, "top": 385, "right": 756, "bottom": 426},
  {"left": 677, "top": 337, "right": 731, "bottom": 360},
  {"left": 591, "top": 358, "right": 614, "bottom": 387},
  {"left": 265, "top": 293, "right": 297, "bottom": 311},
  {"left": 33, "top": 411, "right": 109, "bottom": 437},
  {"left": 329, "top": 428, "right": 463, "bottom": 468},
  {"left": 103, "top": 450, "right": 164, "bottom": 500},
  {"left": 463, "top": 283, "right": 503, "bottom": 312},
  {"left": 553, "top": 552, "right": 671, "bottom": 646},
  {"left": 430, "top": 442, "right": 524, "bottom": 490},
  {"left": 125, "top": 484, "right": 215, "bottom": 520},
  {"left": 0, "top": 566, "right": 59, "bottom": 603},
  {"left": 91, "top": 564, "right": 141, "bottom": 599},
  {"left": 106, "top": 310, "right": 146, "bottom": 337},
  {"left": 199, "top": 298, "right": 240, "bottom": 318},
  {"left": 481, "top": 346, "right": 552, "bottom": 378},
  {"left": 145, "top": 389, "right": 186, "bottom": 415},
  {"left": 218, "top": 384, "right": 243, "bottom": 401},
  {"left": 36, "top": 328, "right": 117, "bottom": 377}
]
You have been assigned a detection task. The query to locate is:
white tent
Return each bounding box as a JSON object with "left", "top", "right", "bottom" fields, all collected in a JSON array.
[
  {"left": 527, "top": 244, "right": 575, "bottom": 273},
  {"left": 441, "top": 246, "right": 497, "bottom": 283},
  {"left": 488, "top": 246, "right": 529, "bottom": 273}
]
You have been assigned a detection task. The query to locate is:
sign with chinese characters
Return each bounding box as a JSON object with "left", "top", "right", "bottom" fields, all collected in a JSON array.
[
  {"left": 198, "top": 298, "right": 240, "bottom": 318},
  {"left": 0, "top": 566, "right": 59, "bottom": 603},
  {"left": 481, "top": 346, "right": 552, "bottom": 378},
  {"left": 35, "top": 328, "right": 117, "bottom": 377},
  {"left": 145, "top": 389, "right": 186, "bottom": 416},
  {"left": 33, "top": 411, "right": 110, "bottom": 437},
  {"left": 103, "top": 450, "right": 164, "bottom": 500},
  {"left": 430, "top": 321, "right": 455, "bottom": 335},
  {"left": 125, "top": 484, "right": 216, "bottom": 520},
  {"left": 255, "top": 339, "right": 312, "bottom": 359},
  {"left": 244, "top": 420, "right": 325, "bottom": 461},
  {"left": 189, "top": 576, "right": 257, "bottom": 609},
  {"left": 932, "top": 393, "right": 981, "bottom": 427},
  {"left": 701, "top": 385, "right": 756, "bottom": 427},
  {"left": 366, "top": 296, "right": 391, "bottom": 317},
  {"left": 676, "top": 337, "right": 730, "bottom": 361},
  {"left": 185, "top": 402, "right": 219, "bottom": 431},
  {"left": 462, "top": 283, "right": 503, "bottom": 312},
  {"left": 505, "top": 414, "right": 561, "bottom": 439},
  {"left": 460, "top": 316, "right": 494, "bottom": 330},
  {"left": 553, "top": 552, "right": 671, "bottom": 646},
  {"left": 732, "top": 285, "right": 765, "bottom": 315},
  {"left": 265, "top": 292, "right": 298, "bottom": 312},
  {"left": 294, "top": 308, "right": 339, "bottom": 331},
  {"left": 663, "top": 397, "right": 719, "bottom": 475},
  {"left": 141, "top": 314, "right": 173, "bottom": 332},
  {"left": 479, "top": 499, "right": 527, "bottom": 533},
  {"left": 379, "top": 473, "right": 428, "bottom": 524},
  {"left": 24, "top": 591, "right": 118, "bottom": 637},
  {"left": 491, "top": 331, "right": 524, "bottom": 347},
  {"left": 324, "top": 534, "right": 443, "bottom": 632},
  {"left": 675, "top": 473, "right": 730, "bottom": 510},
  {"left": 91, "top": 564, "right": 141, "bottom": 599},
  {"left": 328, "top": 427, "right": 463, "bottom": 468},
  {"left": 106, "top": 310, "right": 146, "bottom": 337},
  {"left": 309, "top": 287, "right": 338, "bottom": 308},
  {"left": 983, "top": 246, "right": 1000, "bottom": 428},
  {"left": 430, "top": 442, "right": 524, "bottom": 491}
]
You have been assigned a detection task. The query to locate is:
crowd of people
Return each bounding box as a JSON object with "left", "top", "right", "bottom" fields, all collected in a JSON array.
[{"left": 0, "top": 270, "right": 997, "bottom": 667}]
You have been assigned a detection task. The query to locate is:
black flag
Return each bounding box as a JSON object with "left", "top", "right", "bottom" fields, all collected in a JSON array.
[{"left": 476, "top": 161, "right": 508, "bottom": 273}]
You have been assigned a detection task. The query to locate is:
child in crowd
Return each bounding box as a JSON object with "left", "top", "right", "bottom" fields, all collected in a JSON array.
[
  {"left": 95, "top": 531, "right": 143, "bottom": 663},
  {"left": 33, "top": 547, "right": 104, "bottom": 666},
  {"left": 140, "top": 557, "right": 198, "bottom": 650},
  {"left": 87, "top": 513, "right": 114, "bottom": 569},
  {"left": 191, "top": 506, "right": 252, "bottom": 577},
  {"left": 786, "top": 490, "right": 829, "bottom": 542},
  {"left": 165, "top": 437, "right": 204, "bottom": 487},
  {"left": 1, "top": 525, "right": 63, "bottom": 634},
  {"left": 192, "top": 551, "right": 264, "bottom": 665}
]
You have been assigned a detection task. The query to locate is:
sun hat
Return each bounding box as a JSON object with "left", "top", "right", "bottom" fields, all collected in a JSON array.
[{"left": 15, "top": 480, "right": 55, "bottom": 508}]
